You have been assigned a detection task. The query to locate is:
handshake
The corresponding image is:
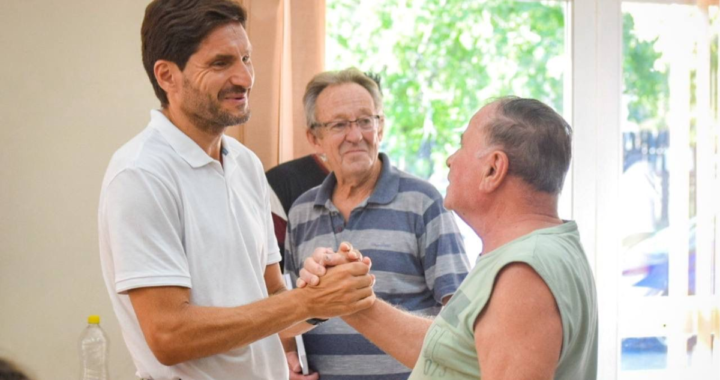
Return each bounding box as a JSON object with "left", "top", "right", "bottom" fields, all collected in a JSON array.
[{"left": 293, "top": 242, "right": 376, "bottom": 320}]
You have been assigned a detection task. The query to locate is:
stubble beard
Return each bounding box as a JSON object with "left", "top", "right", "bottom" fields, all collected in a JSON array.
[{"left": 182, "top": 80, "right": 251, "bottom": 134}]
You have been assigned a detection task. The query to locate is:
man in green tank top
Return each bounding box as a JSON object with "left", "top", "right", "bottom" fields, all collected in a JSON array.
[{"left": 297, "top": 97, "right": 598, "bottom": 380}]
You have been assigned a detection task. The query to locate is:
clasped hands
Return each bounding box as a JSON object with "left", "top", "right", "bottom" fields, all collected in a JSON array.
[{"left": 296, "top": 242, "right": 375, "bottom": 319}]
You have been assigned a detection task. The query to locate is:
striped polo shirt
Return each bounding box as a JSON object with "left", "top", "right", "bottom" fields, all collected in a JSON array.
[{"left": 285, "top": 153, "right": 470, "bottom": 380}]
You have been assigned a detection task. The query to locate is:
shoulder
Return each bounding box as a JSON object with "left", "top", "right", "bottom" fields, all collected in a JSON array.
[
  {"left": 102, "top": 127, "right": 178, "bottom": 188},
  {"left": 287, "top": 186, "right": 321, "bottom": 219},
  {"left": 494, "top": 262, "right": 551, "bottom": 297},
  {"left": 527, "top": 224, "right": 589, "bottom": 276}
]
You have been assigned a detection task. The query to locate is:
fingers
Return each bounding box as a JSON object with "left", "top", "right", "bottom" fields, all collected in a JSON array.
[
  {"left": 299, "top": 268, "right": 320, "bottom": 287},
  {"left": 299, "top": 246, "right": 372, "bottom": 289},
  {"left": 323, "top": 252, "right": 354, "bottom": 266},
  {"left": 286, "top": 351, "right": 300, "bottom": 372},
  {"left": 304, "top": 255, "right": 327, "bottom": 276},
  {"left": 301, "top": 261, "right": 375, "bottom": 317},
  {"left": 334, "top": 287, "right": 376, "bottom": 316},
  {"left": 287, "top": 352, "right": 319, "bottom": 380},
  {"left": 310, "top": 247, "right": 334, "bottom": 269},
  {"left": 339, "top": 241, "right": 363, "bottom": 262},
  {"left": 353, "top": 291, "right": 377, "bottom": 312},
  {"left": 362, "top": 256, "right": 372, "bottom": 269},
  {"left": 341, "top": 261, "right": 371, "bottom": 276}
]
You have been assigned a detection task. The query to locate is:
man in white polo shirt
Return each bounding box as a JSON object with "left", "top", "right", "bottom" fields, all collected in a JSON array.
[{"left": 97, "top": 1, "right": 375, "bottom": 379}]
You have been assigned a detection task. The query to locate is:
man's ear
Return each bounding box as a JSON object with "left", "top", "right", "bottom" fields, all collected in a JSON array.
[
  {"left": 377, "top": 116, "right": 385, "bottom": 142},
  {"left": 306, "top": 128, "right": 324, "bottom": 154},
  {"left": 154, "top": 60, "right": 181, "bottom": 97},
  {"left": 480, "top": 150, "right": 509, "bottom": 193}
]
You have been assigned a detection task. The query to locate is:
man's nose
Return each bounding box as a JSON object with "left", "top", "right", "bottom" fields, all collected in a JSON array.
[
  {"left": 230, "top": 61, "right": 254, "bottom": 89},
  {"left": 446, "top": 152, "right": 456, "bottom": 167},
  {"left": 345, "top": 123, "right": 363, "bottom": 142}
]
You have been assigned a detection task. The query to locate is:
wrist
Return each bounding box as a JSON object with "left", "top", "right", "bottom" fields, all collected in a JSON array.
[
  {"left": 305, "top": 317, "right": 328, "bottom": 326},
  {"left": 290, "top": 287, "right": 314, "bottom": 321},
  {"left": 341, "top": 301, "right": 375, "bottom": 324}
]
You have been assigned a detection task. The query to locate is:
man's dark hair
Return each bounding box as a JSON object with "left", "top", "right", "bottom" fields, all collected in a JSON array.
[
  {"left": 486, "top": 97, "right": 573, "bottom": 194},
  {"left": 141, "top": 0, "right": 247, "bottom": 107}
]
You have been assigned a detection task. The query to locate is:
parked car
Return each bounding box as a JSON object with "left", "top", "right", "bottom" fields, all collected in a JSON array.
[{"left": 621, "top": 218, "right": 696, "bottom": 297}]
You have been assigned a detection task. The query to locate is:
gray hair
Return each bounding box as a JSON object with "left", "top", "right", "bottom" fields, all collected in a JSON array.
[
  {"left": 303, "top": 68, "right": 383, "bottom": 128},
  {"left": 485, "top": 97, "right": 572, "bottom": 194}
]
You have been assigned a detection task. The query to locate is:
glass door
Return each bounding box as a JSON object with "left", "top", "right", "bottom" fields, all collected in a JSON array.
[{"left": 618, "top": 2, "right": 720, "bottom": 379}]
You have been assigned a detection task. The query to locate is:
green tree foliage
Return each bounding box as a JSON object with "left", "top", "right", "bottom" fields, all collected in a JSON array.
[
  {"left": 327, "top": 0, "right": 667, "bottom": 180},
  {"left": 622, "top": 13, "right": 669, "bottom": 130}
]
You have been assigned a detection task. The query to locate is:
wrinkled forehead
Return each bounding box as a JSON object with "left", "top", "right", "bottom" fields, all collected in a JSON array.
[
  {"left": 316, "top": 83, "right": 376, "bottom": 117},
  {"left": 195, "top": 22, "right": 251, "bottom": 57}
]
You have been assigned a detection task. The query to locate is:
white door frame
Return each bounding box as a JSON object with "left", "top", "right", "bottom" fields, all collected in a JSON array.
[{"left": 571, "top": 0, "right": 623, "bottom": 378}]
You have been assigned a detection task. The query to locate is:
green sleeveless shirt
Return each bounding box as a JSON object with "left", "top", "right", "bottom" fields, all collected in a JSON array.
[{"left": 409, "top": 221, "right": 598, "bottom": 379}]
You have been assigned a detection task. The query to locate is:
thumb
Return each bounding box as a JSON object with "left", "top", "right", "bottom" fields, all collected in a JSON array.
[{"left": 339, "top": 241, "right": 353, "bottom": 252}]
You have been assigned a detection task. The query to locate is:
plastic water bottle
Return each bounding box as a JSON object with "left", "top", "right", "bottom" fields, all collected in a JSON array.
[{"left": 79, "top": 315, "right": 110, "bottom": 380}]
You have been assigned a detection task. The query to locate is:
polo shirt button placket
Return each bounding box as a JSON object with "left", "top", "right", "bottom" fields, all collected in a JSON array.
[
  {"left": 330, "top": 211, "right": 344, "bottom": 234},
  {"left": 224, "top": 177, "right": 236, "bottom": 217}
]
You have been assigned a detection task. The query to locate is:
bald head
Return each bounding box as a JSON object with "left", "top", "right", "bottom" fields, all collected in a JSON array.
[{"left": 478, "top": 97, "right": 572, "bottom": 194}]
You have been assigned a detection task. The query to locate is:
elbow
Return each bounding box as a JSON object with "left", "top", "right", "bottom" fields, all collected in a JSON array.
[{"left": 145, "top": 328, "right": 185, "bottom": 366}]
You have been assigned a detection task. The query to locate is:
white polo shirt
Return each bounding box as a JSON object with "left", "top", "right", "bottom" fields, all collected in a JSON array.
[{"left": 98, "top": 110, "right": 286, "bottom": 380}]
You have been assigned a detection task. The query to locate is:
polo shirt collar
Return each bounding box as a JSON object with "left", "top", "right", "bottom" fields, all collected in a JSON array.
[
  {"left": 313, "top": 152, "right": 399, "bottom": 208},
  {"left": 220, "top": 135, "right": 238, "bottom": 176},
  {"left": 368, "top": 153, "right": 399, "bottom": 204},
  {"left": 150, "top": 109, "right": 215, "bottom": 168}
]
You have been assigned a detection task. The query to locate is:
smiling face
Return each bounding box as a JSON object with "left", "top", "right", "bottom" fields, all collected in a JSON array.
[
  {"left": 309, "top": 82, "right": 384, "bottom": 181},
  {"left": 174, "top": 22, "right": 254, "bottom": 133}
]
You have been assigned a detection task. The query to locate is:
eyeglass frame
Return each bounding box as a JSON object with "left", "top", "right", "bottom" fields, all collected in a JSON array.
[{"left": 310, "top": 115, "right": 382, "bottom": 135}]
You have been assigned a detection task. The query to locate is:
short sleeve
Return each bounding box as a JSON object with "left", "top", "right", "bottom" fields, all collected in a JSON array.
[
  {"left": 420, "top": 196, "right": 470, "bottom": 302},
  {"left": 261, "top": 176, "right": 282, "bottom": 266},
  {"left": 102, "top": 168, "right": 191, "bottom": 293}
]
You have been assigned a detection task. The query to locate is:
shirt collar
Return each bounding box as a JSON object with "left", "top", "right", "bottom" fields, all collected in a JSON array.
[
  {"left": 150, "top": 109, "right": 216, "bottom": 168},
  {"left": 313, "top": 152, "right": 399, "bottom": 208}
]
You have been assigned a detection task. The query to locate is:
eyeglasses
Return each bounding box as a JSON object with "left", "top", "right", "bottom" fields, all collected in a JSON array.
[{"left": 312, "top": 115, "right": 381, "bottom": 135}]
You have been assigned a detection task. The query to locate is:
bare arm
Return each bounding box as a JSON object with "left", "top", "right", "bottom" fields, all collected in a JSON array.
[
  {"left": 342, "top": 299, "right": 432, "bottom": 368},
  {"left": 474, "top": 263, "right": 562, "bottom": 380},
  {"left": 129, "top": 261, "right": 374, "bottom": 366},
  {"left": 264, "top": 263, "right": 316, "bottom": 340}
]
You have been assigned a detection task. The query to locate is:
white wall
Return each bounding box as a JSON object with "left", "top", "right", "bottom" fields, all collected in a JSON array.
[{"left": 0, "top": 1, "right": 156, "bottom": 378}]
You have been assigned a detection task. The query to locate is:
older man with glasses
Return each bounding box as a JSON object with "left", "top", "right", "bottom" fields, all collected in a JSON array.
[{"left": 283, "top": 68, "right": 471, "bottom": 380}]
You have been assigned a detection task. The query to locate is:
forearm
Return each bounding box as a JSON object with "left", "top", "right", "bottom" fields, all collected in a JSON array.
[
  {"left": 143, "top": 288, "right": 311, "bottom": 365},
  {"left": 272, "top": 285, "right": 315, "bottom": 344},
  {"left": 138, "top": 261, "right": 374, "bottom": 366},
  {"left": 279, "top": 320, "right": 315, "bottom": 344},
  {"left": 342, "top": 299, "right": 432, "bottom": 368}
]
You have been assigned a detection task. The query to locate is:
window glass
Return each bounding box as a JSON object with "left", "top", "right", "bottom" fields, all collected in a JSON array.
[{"left": 326, "top": 0, "right": 570, "bottom": 258}]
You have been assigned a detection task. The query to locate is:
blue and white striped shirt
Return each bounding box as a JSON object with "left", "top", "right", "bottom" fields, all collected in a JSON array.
[{"left": 285, "top": 153, "right": 470, "bottom": 380}]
